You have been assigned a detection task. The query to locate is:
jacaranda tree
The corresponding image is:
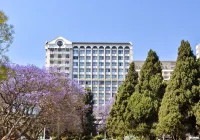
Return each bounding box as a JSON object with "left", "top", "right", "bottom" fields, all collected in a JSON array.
[{"left": 0, "top": 64, "right": 86, "bottom": 140}]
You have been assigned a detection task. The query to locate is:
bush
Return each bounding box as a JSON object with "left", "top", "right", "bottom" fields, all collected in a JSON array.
[{"left": 93, "top": 134, "right": 104, "bottom": 140}]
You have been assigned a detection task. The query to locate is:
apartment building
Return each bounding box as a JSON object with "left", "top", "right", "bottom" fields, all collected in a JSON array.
[
  {"left": 45, "top": 36, "right": 133, "bottom": 107},
  {"left": 134, "top": 61, "right": 176, "bottom": 80}
]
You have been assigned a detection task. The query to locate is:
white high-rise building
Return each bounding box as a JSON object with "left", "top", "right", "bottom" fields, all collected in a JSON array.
[
  {"left": 196, "top": 44, "right": 200, "bottom": 59},
  {"left": 45, "top": 36, "right": 133, "bottom": 107}
]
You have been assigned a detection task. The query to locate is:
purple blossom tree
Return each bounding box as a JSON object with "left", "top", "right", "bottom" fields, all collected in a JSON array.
[{"left": 0, "top": 64, "right": 86, "bottom": 140}]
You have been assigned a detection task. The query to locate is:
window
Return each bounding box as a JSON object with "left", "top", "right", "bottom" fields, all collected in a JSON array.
[
  {"left": 106, "top": 93, "right": 110, "bottom": 97},
  {"left": 79, "top": 81, "right": 84, "bottom": 85},
  {"left": 73, "top": 62, "right": 78, "bottom": 66},
  {"left": 112, "top": 56, "right": 117, "bottom": 60},
  {"left": 73, "top": 68, "right": 78, "bottom": 72},
  {"left": 58, "top": 54, "right": 62, "bottom": 58},
  {"left": 118, "top": 50, "right": 123, "bottom": 54},
  {"left": 112, "top": 75, "right": 117, "bottom": 78},
  {"left": 86, "top": 81, "right": 91, "bottom": 85},
  {"left": 93, "top": 100, "right": 97, "bottom": 104},
  {"left": 58, "top": 61, "right": 61, "bottom": 64},
  {"left": 73, "top": 56, "right": 78, "bottom": 59},
  {"left": 86, "top": 75, "right": 91, "bottom": 78},
  {"left": 106, "top": 62, "right": 110, "bottom": 66},
  {"left": 79, "top": 75, "right": 84, "bottom": 78},
  {"left": 99, "top": 75, "right": 104, "bottom": 78},
  {"left": 99, "top": 56, "right": 104, "bottom": 60},
  {"left": 65, "top": 54, "right": 69, "bottom": 58},
  {"left": 99, "top": 100, "right": 104, "bottom": 104},
  {"left": 92, "top": 68, "right": 97, "bottom": 72},
  {"left": 112, "top": 62, "right": 117, "bottom": 66},
  {"left": 65, "top": 67, "right": 69, "bottom": 70},
  {"left": 119, "top": 69, "right": 123, "bottom": 72},
  {"left": 93, "top": 62, "right": 97, "bottom": 66},
  {"left": 125, "top": 56, "right": 129, "bottom": 60},
  {"left": 99, "top": 87, "right": 104, "bottom": 91},
  {"left": 125, "top": 50, "right": 129, "bottom": 54},
  {"left": 106, "top": 50, "right": 110, "bottom": 54},
  {"left": 112, "top": 68, "right": 117, "bottom": 72},
  {"left": 112, "top": 50, "right": 117, "bottom": 54},
  {"left": 86, "top": 68, "right": 91, "bottom": 72},
  {"left": 99, "top": 93, "right": 104, "bottom": 98},
  {"left": 58, "top": 48, "right": 61, "bottom": 51},
  {"left": 118, "top": 81, "right": 123, "bottom": 85},
  {"left": 93, "top": 56, "right": 97, "bottom": 60},
  {"left": 86, "top": 62, "right": 91, "bottom": 66},
  {"left": 92, "top": 75, "right": 98, "bottom": 78},
  {"left": 106, "top": 56, "right": 110, "bottom": 60},
  {"left": 99, "top": 81, "right": 104, "bottom": 85},
  {"left": 112, "top": 87, "right": 117, "bottom": 91},
  {"left": 99, "top": 50, "right": 104, "bottom": 54},
  {"left": 73, "top": 75, "right": 78, "bottom": 78},
  {"left": 80, "top": 56, "right": 84, "bottom": 60},
  {"left": 93, "top": 50, "right": 98, "bottom": 54},
  {"left": 92, "top": 87, "right": 97, "bottom": 91},
  {"left": 112, "top": 81, "right": 117, "bottom": 85},
  {"left": 86, "top": 50, "right": 91, "bottom": 54},
  {"left": 106, "top": 75, "right": 110, "bottom": 79},
  {"left": 50, "top": 61, "right": 54, "bottom": 64},
  {"left": 106, "top": 69, "right": 110, "bottom": 72},
  {"left": 86, "top": 56, "right": 91, "bottom": 60},
  {"left": 125, "top": 62, "right": 129, "bottom": 66},
  {"left": 99, "top": 62, "right": 104, "bottom": 66},
  {"left": 80, "top": 68, "right": 84, "bottom": 72},
  {"left": 118, "top": 75, "right": 123, "bottom": 79},
  {"left": 118, "top": 56, "right": 123, "bottom": 60},
  {"left": 125, "top": 69, "right": 129, "bottom": 72},
  {"left": 119, "top": 62, "right": 123, "bottom": 66},
  {"left": 80, "top": 50, "right": 85, "bottom": 54},
  {"left": 73, "top": 50, "right": 78, "bottom": 54},
  {"left": 99, "top": 69, "right": 104, "bottom": 72},
  {"left": 93, "top": 93, "right": 97, "bottom": 98},
  {"left": 80, "top": 62, "right": 84, "bottom": 66},
  {"left": 65, "top": 61, "right": 69, "bottom": 64},
  {"left": 92, "top": 81, "right": 98, "bottom": 85},
  {"left": 50, "top": 54, "right": 54, "bottom": 58},
  {"left": 106, "top": 81, "right": 111, "bottom": 85}
]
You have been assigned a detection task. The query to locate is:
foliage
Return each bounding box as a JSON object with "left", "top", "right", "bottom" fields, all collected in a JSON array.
[
  {"left": 82, "top": 88, "right": 96, "bottom": 137},
  {"left": 93, "top": 134, "right": 104, "bottom": 140},
  {"left": 125, "top": 50, "right": 165, "bottom": 139},
  {"left": 0, "top": 64, "right": 86, "bottom": 140},
  {"left": 107, "top": 62, "right": 138, "bottom": 137},
  {"left": 0, "top": 10, "right": 14, "bottom": 54},
  {"left": 156, "top": 40, "right": 199, "bottom": 139}
]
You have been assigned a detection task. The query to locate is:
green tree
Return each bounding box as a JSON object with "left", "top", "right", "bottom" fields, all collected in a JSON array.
[
  {"left": 156, "top": 40, "right": 199, "bottom": 139},
  {"left": 82, "top": 88, "right": 96, "bottom": 139},
  {"left": 107, "top": 62, "right": 138, "bottom": 139},
  {"left": 0, "top": 10, "right": 14, "bottom": 80},
  {"left": 0, "top": 10, "right": 14, "bottom": 53},
  {"left": 126, "top": 50, "right": 165, "bottom": 139}
]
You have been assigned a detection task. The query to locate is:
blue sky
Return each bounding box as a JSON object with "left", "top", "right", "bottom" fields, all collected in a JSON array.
[{"left": 1, "top": 0, "right": 200, "bottom": 67}]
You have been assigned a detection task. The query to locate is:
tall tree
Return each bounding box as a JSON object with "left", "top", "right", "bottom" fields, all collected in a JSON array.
[
  {"left": 0, "top": 10, "right": 14, "bottom": 54},
  {"left": 156, "top": 40, "right": 199, "bottom": 139},
  {"left": 106, "top": 62, "right": 138, "bottom": 139},
  {"left": 82, "top": 88, "right": 96, "bottom": 139},
  {"left": 125, "top": 50, "right": 165, "bottom": 139}
]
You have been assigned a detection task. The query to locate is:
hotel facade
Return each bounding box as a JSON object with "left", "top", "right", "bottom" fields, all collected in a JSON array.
[{"left": 45, "top": 36, "right": 133, "bottom": 107}]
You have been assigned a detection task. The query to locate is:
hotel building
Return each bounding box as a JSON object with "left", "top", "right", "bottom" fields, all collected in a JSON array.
[{"left": 45, "top": 36, "right": 133, "bottom": 107}]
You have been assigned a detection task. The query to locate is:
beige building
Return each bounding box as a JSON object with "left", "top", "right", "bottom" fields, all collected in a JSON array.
[
  {"left": 134, "top": 61, "right": 176, "bottom": 81},
  {"left": 45, "top": 36, "right": 133, "bottom": 107}
]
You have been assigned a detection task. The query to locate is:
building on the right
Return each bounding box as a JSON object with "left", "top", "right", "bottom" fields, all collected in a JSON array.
[
  {"left": 134, "top": 61, "right": 176, "bottom": 81},
  {"left": 196, "top": 44, "right": 200, "bottom": 59}
]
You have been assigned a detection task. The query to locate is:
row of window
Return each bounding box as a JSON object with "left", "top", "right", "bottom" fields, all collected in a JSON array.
[
  {"left": 73, "top": 74, "right": 124, "bottom": 79},
  {"left": 50, "top": 61, "right": 69, "bottom": 64},
  {"left": 73, "top": 62, "right": 129, "bottom": 66},
  {"left": 49, "top": 48, "right": 70, "bottom": 52},
  {"left": 92, "top": 87, "right": 117, "bottom": 91},
  {"left": 73, "top": 68, "right": 128, "bottom": 73},
  {"left": 79, "top": 81, "right": 123, "bottom": 85},
  {"left": 73, "top": 56, "right": 129, "bottom": 60},
  {"left": 50, "top": 54, "right": 69, "bottom": 58},
  {"left": 73, "top": 49, "right": 129, "bottom": 54}
]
